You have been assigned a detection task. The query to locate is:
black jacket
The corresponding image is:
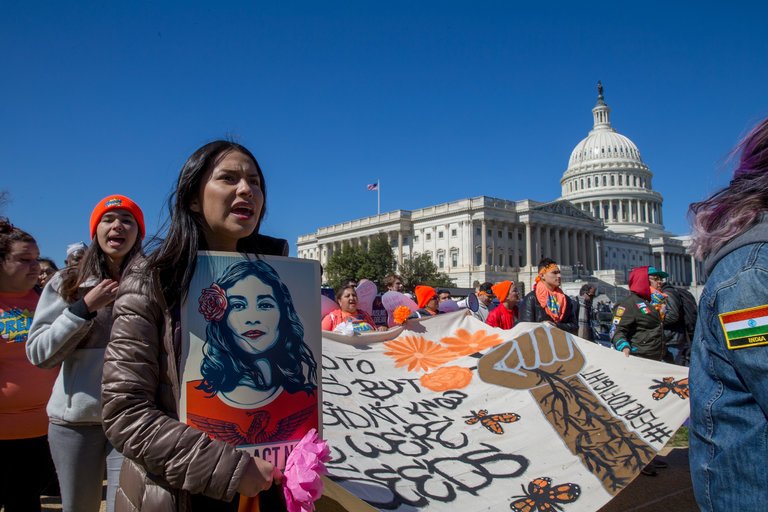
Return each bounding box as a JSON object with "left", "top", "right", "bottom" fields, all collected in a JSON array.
[
  {"left": 610, "top": 292, "right": 667, "bottom": 360},
  {"left": 659, "top": 282, "right": 685, "bottom": 348},
  {"left": 519, "top": 287, "right": 579, "bottom": 334},
  {"left": 610, "top": 266, "right": 667, "bottom": 361},
  {"left": 240, "top": 233, "right": 289, "bottom": 256}
]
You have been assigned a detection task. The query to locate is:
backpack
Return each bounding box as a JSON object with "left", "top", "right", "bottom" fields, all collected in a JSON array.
[{"left": 675, "top": 286, "right": 698, "bottom": 340}]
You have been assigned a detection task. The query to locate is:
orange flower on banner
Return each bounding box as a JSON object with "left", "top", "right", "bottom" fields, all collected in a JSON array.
[
  {"left": 440, "top": 328, "right": 504, "bottom": 357},
  {"left": 384, "top": 335, "right": 454, "bottom": 372},
  {"left": 393, "top": 305, "right": 411, "bottom": 325},
  {"left": 420, "top": 366, "right": 473, "bottom": 392}
]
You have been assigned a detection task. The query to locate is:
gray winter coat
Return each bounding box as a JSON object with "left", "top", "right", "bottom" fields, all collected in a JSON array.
[{"left": 27, "top": 272, "right": 113, "bottom": 425}]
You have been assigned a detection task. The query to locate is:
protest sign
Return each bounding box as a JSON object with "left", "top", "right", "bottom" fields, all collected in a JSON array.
[
  {"left": 322, "top": 312, "right": 689, "bottom": 511},
  {"left": 179, "top": 252, "right": 322, "bottom": 470}
]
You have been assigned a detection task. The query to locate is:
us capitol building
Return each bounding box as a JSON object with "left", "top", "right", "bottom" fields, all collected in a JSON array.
[{"left": 297, "top": 84, "right": 702, "bottom": 294}]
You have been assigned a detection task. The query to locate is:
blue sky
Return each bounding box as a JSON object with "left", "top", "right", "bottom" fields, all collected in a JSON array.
[{"left": 3, "top": 2, "right": 767, "bottom": 264}]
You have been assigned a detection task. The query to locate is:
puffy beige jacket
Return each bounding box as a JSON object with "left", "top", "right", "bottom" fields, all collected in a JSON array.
[{"left": 102, "top": 265, "right": 252, "bottom": 511}]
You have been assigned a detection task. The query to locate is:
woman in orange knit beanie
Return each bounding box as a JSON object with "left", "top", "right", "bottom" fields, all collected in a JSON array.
[{"left": 486, "top": 280, "right": 520, "bottom": 329}]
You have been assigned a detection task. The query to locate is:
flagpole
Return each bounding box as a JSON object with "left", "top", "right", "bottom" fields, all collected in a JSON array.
[{"left": 377, "top": 179, "right": 381, "bottom": 216}]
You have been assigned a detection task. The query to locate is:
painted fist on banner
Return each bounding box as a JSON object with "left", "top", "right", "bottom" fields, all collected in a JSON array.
[
  {"left": 478, "top": 324, "right": 585, "bottom": 390},
  {"left": 478, "top": 324, "right": 656, "bottom": 494}
]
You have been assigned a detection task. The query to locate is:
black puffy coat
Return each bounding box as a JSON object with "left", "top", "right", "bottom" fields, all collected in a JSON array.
[{"left": 519, "top": 285, "right": 579, "bottom": 334}]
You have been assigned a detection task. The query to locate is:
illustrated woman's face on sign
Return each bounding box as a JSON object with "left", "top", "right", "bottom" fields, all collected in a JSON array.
[{"left": 225, "top": 274, "right": 280, "bottom": 355}]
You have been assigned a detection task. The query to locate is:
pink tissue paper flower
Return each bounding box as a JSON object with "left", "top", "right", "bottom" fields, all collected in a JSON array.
[{"left": 282, "top": 429, "right": 331, "bottom": 512}]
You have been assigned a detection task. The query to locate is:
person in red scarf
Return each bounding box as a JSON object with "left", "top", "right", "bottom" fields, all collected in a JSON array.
[
  {"left": 486, "top": 280, "right": 519, "bottom": 329},
  {"left": 520, "top": 258, "right": 579, "bottom": 334}
]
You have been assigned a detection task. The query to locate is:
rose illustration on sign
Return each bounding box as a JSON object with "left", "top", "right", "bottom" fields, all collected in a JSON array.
[{"left": 198, "top": 284, "right": 227, "bottom": 322}]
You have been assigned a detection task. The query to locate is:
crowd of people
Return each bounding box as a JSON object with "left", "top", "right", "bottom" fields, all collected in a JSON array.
[
  {"left": 322, "top": 258, "right": 632, "bottom": 341},
  {"left": 1, "top": 141, "right": 284, "bottom": 512},
  {"left": 2, "top": 116, "right": 768, "bottom": 511}
]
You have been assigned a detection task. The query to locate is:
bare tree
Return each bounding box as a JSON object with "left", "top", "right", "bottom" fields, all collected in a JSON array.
[{"left": 0, "top": 190, "right": 10, "bottom": 215}]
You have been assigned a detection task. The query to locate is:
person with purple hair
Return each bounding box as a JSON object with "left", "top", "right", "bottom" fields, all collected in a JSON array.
[{"left": 688, "top": 117, "right": 768, "bottom": 511}]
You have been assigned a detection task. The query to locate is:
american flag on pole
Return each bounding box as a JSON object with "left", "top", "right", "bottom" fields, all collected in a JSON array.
[{"left": 367, "top": 182, "right": 379, "bottom": 191}]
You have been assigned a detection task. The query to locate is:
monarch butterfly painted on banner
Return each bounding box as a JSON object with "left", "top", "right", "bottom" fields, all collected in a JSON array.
[
  {"left": 510, "top": 476, "right": 581, "bottom": 512},
  {"left": 463, "top": 409, "right": 521, "bottom": 435},
  {"left": 649, "top": 377, "right": 689, "bottom": 400}
]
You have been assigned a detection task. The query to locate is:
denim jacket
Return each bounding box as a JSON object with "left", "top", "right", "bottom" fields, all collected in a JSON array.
[{"left": 689, "top": 215, "right": 768, "bottom": 511}]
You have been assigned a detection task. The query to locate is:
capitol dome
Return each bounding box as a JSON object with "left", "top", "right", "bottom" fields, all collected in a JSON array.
[
  {"left": 568, "top": 130, "right": 642, "bottom": 168},
  {"left": 560, "top": 82, "right": 665, "bottom": 237}
]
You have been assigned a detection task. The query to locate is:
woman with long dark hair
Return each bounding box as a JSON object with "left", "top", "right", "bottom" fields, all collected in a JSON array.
[
  {"left": 27, "top": 195, "right": 144, "bottom": 512},
  {"left": 102, "top": 141, "right": 289, "bottom": 511},
  {"left": 688, "top": 117, "right": 768, "bottom": 510}
]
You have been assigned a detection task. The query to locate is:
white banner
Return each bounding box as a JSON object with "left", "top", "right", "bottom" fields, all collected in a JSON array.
[{"left": 322, "top": 312, "right": 689, "bottom": 511}]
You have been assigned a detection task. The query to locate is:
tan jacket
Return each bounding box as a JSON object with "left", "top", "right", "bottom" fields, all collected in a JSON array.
[{"left": 102, "top": 265, "right": 252, "bottom": 511}]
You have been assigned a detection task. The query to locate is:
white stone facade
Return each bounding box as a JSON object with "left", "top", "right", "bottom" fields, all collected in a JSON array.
[
  {"left": 297, "top": 83, "right": 703, "bottom": 291},
  {"left": 298, "top": 197, "right": 609, "bottom": 291}
]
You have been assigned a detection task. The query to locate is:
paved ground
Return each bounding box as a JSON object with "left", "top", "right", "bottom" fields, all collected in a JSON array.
[
  {"left": 598, "top": 447, "right": 697, "bottom": 512},
  {"left": 36, "top": 447, "right": 696, "bottom": 512}
]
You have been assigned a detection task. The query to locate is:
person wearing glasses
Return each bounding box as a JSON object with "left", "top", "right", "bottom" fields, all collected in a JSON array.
[{"left": 37, "top": 258, "right": 58, "bottom": 289}]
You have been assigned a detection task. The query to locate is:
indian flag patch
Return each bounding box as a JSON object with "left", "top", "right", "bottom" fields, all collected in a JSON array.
[
  {"left": 636, "top": 302, "right": 650, "bottom": 315},
  {"left": 720, "top": 304, "right": 768, "bottom": 350}
]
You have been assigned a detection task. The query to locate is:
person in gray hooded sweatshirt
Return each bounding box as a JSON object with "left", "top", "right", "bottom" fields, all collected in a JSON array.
[{"left": 26, "top": 195, "right": 144, "bottom": 512}]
